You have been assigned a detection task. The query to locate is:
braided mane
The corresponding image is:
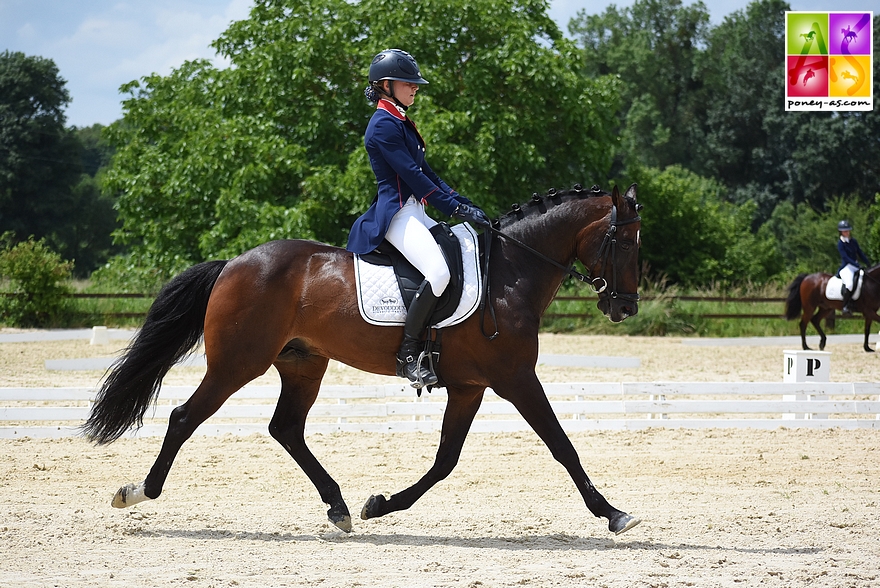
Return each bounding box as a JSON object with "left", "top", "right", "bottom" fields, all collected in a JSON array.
[{"left": 495, "top": 184, "right": 611, "bottom": 230}]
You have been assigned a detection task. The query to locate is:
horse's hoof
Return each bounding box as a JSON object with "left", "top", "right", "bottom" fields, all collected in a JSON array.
[
  {"left": 360, "top": 494, "right": 387, "bottom": 520},
  {"left": 865, "top": 347, "right": 875, "bottom": 353},
  {"left": 327, "top": 504, "right": 352, "bottom": 532},
  {"left": 111, "top": 482, "right": 151, "bottom": 508},
  {"left": 329, "top": 513, "right": 352, "bottom": 533},
  {"left": 608, "top": 512, "right": 642, "bottom": 535}
]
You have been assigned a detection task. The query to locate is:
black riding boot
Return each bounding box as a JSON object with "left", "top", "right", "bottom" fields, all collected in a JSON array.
[
  {"left": 842, "top": 272, "right": 860, "bottom": 316},
  {"left": 396, "top": 280, "right": 439, "bottom": 389},
  {"left": 841, "top": 285, "right": 853, "bottom": 316}
]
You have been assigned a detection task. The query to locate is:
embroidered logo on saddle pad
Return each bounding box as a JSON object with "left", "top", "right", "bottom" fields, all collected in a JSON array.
[{"left": 354, "top": 223, "right": 482, "bottom": 327}]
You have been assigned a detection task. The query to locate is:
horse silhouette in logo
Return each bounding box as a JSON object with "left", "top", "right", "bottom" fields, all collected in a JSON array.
[
  {"left": 803, "top": 68, "right": 815, "bottom": 86},
  {"left": 841, "top": 25, "right": 858, "bottom": 44},
  {"left": 800, "top": 31, "right": 817, "bottom": 42},
  {"left": 841, "top": 70, "right": 859, "bottom": 83}
]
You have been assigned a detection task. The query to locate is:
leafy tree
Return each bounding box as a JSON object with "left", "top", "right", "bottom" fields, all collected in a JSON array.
[
  {"left": 696, "top": 0, "right": 789, "bottom": 220},
  {"left": 761, "top": 196, "right": 876, "bottom": 276},
  {"left": 623, "top": 163, "right": 780, "bottom": 285},
  {"left": 568, "top": 0, "right": 710, "bottom": 172},
  {"left": 703, "top": 1, "right": 880, "bottom": 218},
  {"left": 75, "top": 124, "right": 114, "bottom": 176},
  {"left": 0, "top": 51, "right": 81, "bottom": 245},
  {"left": 102, "top": 0, "right": 621, "bottom": 278},
  {"left": 0, "top": 53, "right": 119, "bottom": 276}
]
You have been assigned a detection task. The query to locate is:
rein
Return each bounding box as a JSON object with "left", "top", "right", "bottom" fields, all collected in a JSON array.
[{"left": 478, "top": 202, "right": 641, "bottom": 340}]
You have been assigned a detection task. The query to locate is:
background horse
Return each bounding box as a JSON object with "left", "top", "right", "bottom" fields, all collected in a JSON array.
[
  {"left": 82, "top": 184, "right": 643, "bottom": 536},
  {"left": 785, "top": 264, "right": 880, "bottom": 352}
]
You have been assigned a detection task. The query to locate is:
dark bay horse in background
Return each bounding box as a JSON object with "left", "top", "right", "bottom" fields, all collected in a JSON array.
[
  {"left": 785, "top": 264, "right": 880, "bottom": 352},
  {"left": 83, "top": 184, "right": 643, "bottom": 535}
]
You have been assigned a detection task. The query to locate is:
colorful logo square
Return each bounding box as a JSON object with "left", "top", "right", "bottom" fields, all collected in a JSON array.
[
  {"left": 829, "top": 13, "right": 871, "bottom": 55},
  {"left": 785, "top": 12, "right": 873, "bottom": 111},
  {"left": 787, "top": 13, "right": 829, "bottom": 55},
  {"left": 787, "top": 56, "right": 829, "bottom": 97},
  {"left": 830, "top": 55, "right": 871, "bottom": 97}
]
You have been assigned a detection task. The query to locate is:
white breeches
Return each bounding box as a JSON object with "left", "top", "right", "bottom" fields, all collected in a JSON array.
[
  {"left": 839, "top": 264, "right": 859, "bottom": 289},
  {"left": 385, "top": 196, "right": 450, "bottom": 297}
]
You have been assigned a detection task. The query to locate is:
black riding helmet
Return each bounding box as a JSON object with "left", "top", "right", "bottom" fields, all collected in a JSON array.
[
  {"left": 365, "top": 49, "right": 428, "bottom": 108},
  {"left": 838, "top": 220, "right": 854, "bottom": 232},
  {"left": 369, "top": 49, "right": 429, "bottom": 84}
]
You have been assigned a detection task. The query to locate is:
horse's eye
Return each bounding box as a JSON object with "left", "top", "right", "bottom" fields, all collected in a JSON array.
[{"left": 620, "top": 239, "right": 634, "bottom": 251}]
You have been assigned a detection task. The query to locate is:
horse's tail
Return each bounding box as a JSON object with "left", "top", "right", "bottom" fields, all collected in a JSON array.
[
  {"left": 81, "top": 260, "right": 229, "bottom": 444},
  {"left": 784, "top": 274, "right": 807, "bottom": 320}
]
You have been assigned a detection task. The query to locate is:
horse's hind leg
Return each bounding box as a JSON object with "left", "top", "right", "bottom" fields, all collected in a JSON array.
[
  {"left": 810, "top": 308, "right": 832, "bottom": 351},
  {"left": 269, "top": 351, "right": 351, "bottom": 531},
  {"left": 112, "top": 369, "right": 252, "bottom": 507},
  {"left": 493, "top": 370, "right": 639, "bottom": 535},
  {"left": 864, "top": 318, "right": 875, "bottom": 352},
  {"left": 800, "top": 309, "right": 814, "bottom": 350},
  {"left": 361, "top": 385, "right": 485, "bottom": 521}
]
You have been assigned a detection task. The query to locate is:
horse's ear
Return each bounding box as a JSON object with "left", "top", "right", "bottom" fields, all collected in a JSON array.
[
  {"left": 611, "top": 184, "right": 621, "bottom": 207},
  {"left": 625, "top": 183, "right": 637, "bottom": 202}
]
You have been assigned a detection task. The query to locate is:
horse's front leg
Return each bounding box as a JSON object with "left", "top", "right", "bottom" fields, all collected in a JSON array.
[
  {"left": 269, "top": 353, "right": 353, "bottom": 531},
  {"left": 361, "top": 385, "right": 485, "bottom": 520},
  {"left": 860, "top": 311, "right": 879, "bottom": 352},
  {"left": 493, "top": 370, "right": 640, "bottom": 535}
]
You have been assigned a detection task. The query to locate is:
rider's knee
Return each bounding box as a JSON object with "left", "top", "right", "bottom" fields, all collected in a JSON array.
[{"left": 426, "top": 266, "right": 451, "bottom": 297}]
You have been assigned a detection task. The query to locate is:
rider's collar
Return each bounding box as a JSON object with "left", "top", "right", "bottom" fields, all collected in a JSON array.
[
  {"left": 841, "top": 235, "right": 851, "bottom": 243},
  {"left": 377, "top": 99, "right": 407, "bottom": 120}
]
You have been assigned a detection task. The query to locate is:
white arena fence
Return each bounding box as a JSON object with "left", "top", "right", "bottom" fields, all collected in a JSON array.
[{"left": 2, "top": 382, "right": 880, "bottom": 439}]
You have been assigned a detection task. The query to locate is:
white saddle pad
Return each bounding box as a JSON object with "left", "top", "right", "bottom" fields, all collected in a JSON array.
[
  {"left": 826, "top": 272, "right": 863, "bottom": 301},
  {"left": 354, "top": 223, "right": 482, "bottom": 328}
]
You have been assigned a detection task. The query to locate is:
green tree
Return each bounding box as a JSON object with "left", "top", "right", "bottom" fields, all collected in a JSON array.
[
  {"left": 624, "top": 164, "right": 781, "bottom": 285},
  {"left": 761, "top": 197, "right": 876, "bottom": 276},
  {"left": 702, "top": 1, "right": 880, "bottom": 218},
  {"left": 696, "top": 0, "right": 789, "bottom": 221},
  {"left": 102, "top": 0, "right": 621, "bottom": 278},
  {"left": 0, "top": 51, "right": 81, "bottom": 244},
  {"left": 0, "top": 53, "right": 120, "bottom": 276},
  {"left": 569, "top": 0, "right": 710, "bottom": 172},
  {"left": 75, "top": 124, "right": 114, "bottom": 176}
]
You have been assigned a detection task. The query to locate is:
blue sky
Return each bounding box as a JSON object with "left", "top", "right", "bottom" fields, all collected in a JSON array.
[{"left": 2, "top": 0, "right": 876, "bottom": 127}]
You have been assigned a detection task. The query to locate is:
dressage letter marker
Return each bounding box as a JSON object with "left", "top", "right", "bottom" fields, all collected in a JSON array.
[{"left": 783, "top": 350, "right": 831, "bottom": 382}]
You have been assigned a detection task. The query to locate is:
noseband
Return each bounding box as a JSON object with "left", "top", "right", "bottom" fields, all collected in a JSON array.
[
  {"left": 586, "top": 204, "right": 642, "bottom": 307},
  {"left": 479, "top": 201, "right": 641, "bottom": 339}
]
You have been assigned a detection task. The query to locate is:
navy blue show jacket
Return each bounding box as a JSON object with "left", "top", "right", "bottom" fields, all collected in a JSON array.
[
  {"left": 837, "top": 237, "right": 871, "bottom": 274},
  {"left": 346, "top": 100, "right": 471, "bottom": 254}
]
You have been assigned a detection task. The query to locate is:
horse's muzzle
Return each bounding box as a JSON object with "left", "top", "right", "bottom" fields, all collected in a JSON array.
[{"left": 598, "top": 295, "right": 639, "bottom": 323}]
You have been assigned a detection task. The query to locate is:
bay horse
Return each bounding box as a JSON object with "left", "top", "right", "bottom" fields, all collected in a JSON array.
[
  {"left": 784, "top": 264, "right": 880, "bottom": 352},
  {"left": 82, "top": 183, "right": 643, "bottom": 536}
]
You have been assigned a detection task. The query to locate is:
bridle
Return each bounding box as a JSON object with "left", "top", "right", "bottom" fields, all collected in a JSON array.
[{"left": 479, "top": 198, "right": 641, "bottom": 339}]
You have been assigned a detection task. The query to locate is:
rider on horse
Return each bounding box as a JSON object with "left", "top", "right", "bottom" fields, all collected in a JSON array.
[
  {"left": 347, "top": 49, "right": 491, "bottom": 389},
  {"left": 837, "top": 219, "right": 871, "bottom": 315}
]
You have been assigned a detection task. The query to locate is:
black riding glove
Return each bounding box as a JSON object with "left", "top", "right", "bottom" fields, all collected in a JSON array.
[{"left": 452, "top": 203, "right": 491, "bottom": 228}]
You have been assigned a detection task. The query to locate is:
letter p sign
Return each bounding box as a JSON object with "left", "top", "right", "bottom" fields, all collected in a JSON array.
[{"left": 806, "top": 358, "right": 821, "bottom": 377}]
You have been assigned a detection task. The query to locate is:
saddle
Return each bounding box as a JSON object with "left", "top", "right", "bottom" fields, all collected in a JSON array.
[
  {"left": 826, "top": 270, "right": 864, "bottom": 301},
  {"left": 355, "top": 222, "right": 482, "bottom": 327},
  {"left": 360, "top": 222, "right": 463, "bottom": 324}
]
